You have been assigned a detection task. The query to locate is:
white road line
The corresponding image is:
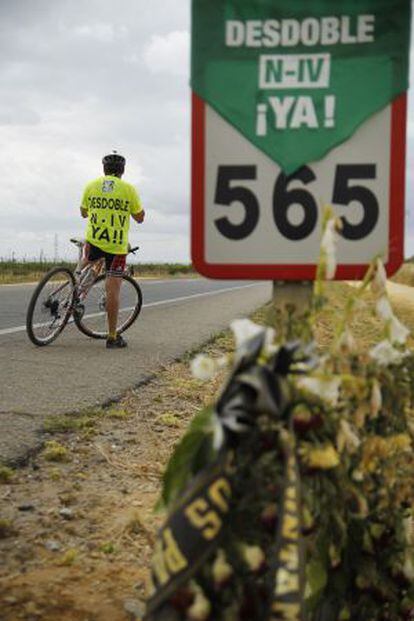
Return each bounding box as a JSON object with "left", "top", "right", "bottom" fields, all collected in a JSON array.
[
  {"left": 141, "top": 278, "right": 201, "bottom": 285},
  {"left": 0, "top": 325, "right": 31, "bottom": 336},
  {"left": 0, "top": 283, "right": 263, "bottom": 337},
  {"left": 144, "top": 283, "right": 260, "bottom": 307}
]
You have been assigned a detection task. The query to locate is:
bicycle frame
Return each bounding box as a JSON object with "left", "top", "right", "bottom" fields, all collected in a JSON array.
[
  {"left": 72, "top": 240, "right": 105, "bottom": 303},
  {"left": 70, "top": 238, "right": 138, "bottom": 306}
]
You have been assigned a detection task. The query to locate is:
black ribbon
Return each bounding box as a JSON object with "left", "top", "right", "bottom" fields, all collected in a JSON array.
[
  {"left": 145, "top": 333, "right": 315, "bottom": 620},
  {"left": 268, "top": 428, "right": 305, "bottom": 620},
  {"left": 145, "top": 454, "right": 232, "bottom": 618}
]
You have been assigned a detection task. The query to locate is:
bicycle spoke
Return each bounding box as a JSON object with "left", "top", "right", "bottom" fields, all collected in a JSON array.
[
  {"left": 79, "top": 278, "right": 108, "bottom": 335},
  {"left": 75, "top": 275, "right": 142, "bottom": 339},
  {"left": 26, "top": 269, "right": 75, "bottom": 345}
]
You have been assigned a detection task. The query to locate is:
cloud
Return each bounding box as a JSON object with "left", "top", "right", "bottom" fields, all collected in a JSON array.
[
  {"left": 0, "top": 104, "right": 40, "bottom": 126},
  {"left": 0, "top": 1, "right": 191, "bottom": 263},
  {"left": 143, "top": 30, "right": 189, "bottom": 77},
  {"left": 72, "top": 23, "right": 125, "bottom": 43}
]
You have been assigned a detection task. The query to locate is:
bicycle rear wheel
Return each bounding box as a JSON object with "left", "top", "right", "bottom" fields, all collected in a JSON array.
[
  {"left": 26, "top": 267, "right": 75, "bottom": 346},
  {"left": 74, "top": 274, "right": 143, "bottom": 339}
]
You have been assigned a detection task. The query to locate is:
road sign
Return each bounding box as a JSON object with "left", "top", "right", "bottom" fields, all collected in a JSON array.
[
  {"left": 191, "top": 1, "right": 410, "bottom": 280},
  {"left": 191, "top": 93, "right": 406, "bottom": 280}
]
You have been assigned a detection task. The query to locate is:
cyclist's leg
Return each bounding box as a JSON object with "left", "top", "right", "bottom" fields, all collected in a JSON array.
[
  {"left": 106, "top": 276, "right": 122, "bottom": 338},
  {"left": 78, "top": 243, "right": 104, "bottom": 272},
  {"left": 105, "top": 254, "right": 127, "bottom": 340},
  {"left": 75, "top": 244, "right": 104, "bottom": 308},
  {"left": 77, "top": 242, "right": 93, "bottom": 272}
]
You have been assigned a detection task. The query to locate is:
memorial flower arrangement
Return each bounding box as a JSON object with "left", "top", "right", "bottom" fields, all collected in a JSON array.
[{"left": 144, "top": 211, "right": 414, "bottom": 621}]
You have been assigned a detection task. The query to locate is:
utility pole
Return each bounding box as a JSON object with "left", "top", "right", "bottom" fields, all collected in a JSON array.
[{"left": 54, "top": 233, "right": 58, "bottom": 263}]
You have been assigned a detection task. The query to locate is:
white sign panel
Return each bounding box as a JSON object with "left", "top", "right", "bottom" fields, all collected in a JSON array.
[{"left": 191, "top": 95, "right": 406, "bottom": 280}]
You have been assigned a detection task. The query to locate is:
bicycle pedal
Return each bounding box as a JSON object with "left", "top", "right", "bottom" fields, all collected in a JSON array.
[{"left": 73, "top": 303, "right": 85, "bottom": 320}]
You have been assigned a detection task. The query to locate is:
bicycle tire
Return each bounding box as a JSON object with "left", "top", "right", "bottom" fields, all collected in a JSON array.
[
  {"left": 26, "top": 267, "right": 75, "bottom": 346},
  {"left": 74, "top": 273, "right": 143, "bottom": 339}
]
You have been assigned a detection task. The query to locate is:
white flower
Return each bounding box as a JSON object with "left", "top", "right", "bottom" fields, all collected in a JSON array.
[
  {"left": 389, "top": 315, "right": 410, "bottom": 345},
  {"left": 369, "top": 340, "right": 407, "bottom": 366},
  {"left": 187, "top": 584, "right": 211, "bottom": 621},
  {"left": 275, "top": 567, "right": 300, "bottom": 596},
  {"left": 212, "top": 549, "right": 233, "bottom": 587},
  {"left": 263, "top": 327, "right": 277, "bottom": 351},
  {"left": 403, "top": 514, "right": 414, "bottom": 547},
  {"left": 336, "top": 419, "right": 361, "bottom": 454},
  {"left": 266, "top": 343, "right": 279, "bottom": 356},
  {"left": 297, "top": 376, "right": 341, "bottom": 406},
  {"left": 371, "top": 258, "right": 387, "bottom": 295},
  {"left": 217, "top": 355, "right": 229, "bottom": 369},
  {"left": 212, "top": 412, "right": 224, "bottom": 450},
  {"left": 231, "top": 318, "right": 262, "bottom": 347},
  {"left": 403, "top": 554, "right": 414, "bottom": 581},
  {"left": 321, "top": 218, "right": 337, "bottom": 279},
  {"left": 370, "top": 380, "right": 382, "bottom": 418},
  {"left": 376, "top": 296, "right": 393, "bottom": 320},
  {"left": 352, "top": 469, "right": 364, "bottom": 482},
  {"left": 241, "top": 544, "right": 266, "bottom": 572},
  {"left": 374, "top": 295, "right": 410, "bottom": 344},
  {"left": 190, "top": 354, "right": 217, "bottom": 381},
  {"left": 230, "top": 318, "right": 275, "bottom": 352},
  {"left": 337, "top": 329, "right": 357, "bottom": 353}
]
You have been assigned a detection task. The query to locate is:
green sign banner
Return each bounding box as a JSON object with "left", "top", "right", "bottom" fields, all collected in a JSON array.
[{"left": 191, "top": 0, "right": 411, "bottom": 174}]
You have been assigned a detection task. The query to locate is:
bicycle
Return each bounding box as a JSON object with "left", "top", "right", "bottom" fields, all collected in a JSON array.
[{"left": 26, "top": 239, "right": 143, "bottom": 346}]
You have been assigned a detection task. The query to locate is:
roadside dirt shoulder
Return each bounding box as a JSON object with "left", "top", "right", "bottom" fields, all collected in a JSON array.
[{"left": 0, "top": 337, "right": 229, "bottom": 621}]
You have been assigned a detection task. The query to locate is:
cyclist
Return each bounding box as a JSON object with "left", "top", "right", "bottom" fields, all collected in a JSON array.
[{"left": 80, "top": 151, "right": 145, "bottom": 349}]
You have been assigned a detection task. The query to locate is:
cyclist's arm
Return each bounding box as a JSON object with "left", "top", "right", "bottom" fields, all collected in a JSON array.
[
  {"left": 80, "top": 183, "right": 91, "bottom": 219},
  {"left": 132, "top": 210, "right": 145, "bottom": 223},
  {"left": 129, "top": 184, "right": 144, "bottom": 224}
]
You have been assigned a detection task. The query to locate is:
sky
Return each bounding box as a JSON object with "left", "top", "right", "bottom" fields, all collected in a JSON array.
[{"left": 0, "top": 0, "right": 413, "bottom": 264}]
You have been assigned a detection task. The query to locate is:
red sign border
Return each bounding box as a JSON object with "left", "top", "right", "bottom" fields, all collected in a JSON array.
[{"left": 191, "top": 93, "right": 407, "bottom": 280}]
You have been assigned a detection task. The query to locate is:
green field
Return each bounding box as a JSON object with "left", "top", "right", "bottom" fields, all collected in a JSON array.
[
  {"left": 0, "top": 260, "right": 196, "bottom": 284},
  {"left": 3, "top": 259, "right": 412, "bottom": 286}
]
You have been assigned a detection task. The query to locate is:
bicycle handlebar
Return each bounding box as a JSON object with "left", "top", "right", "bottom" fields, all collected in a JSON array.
[
  {"left": 70, "top": 238, "right": 139, "bottom": 254},
  {"left": 70, "top": 238, "right": 84, "bottom": 248}
]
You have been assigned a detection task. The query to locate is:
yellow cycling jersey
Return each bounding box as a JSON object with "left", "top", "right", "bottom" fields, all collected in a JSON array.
[{"left": 81, "top": 175, "right": 143, "bottom": 254}]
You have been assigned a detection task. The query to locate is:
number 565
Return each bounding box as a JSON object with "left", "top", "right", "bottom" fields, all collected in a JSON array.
[{"left": 214, "top": 164, "right": 379, "bottom": 241}]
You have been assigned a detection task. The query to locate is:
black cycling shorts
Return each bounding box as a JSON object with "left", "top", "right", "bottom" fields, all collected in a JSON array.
[{"left": 83, "top": 242, "right": 126, "bottom": 277}]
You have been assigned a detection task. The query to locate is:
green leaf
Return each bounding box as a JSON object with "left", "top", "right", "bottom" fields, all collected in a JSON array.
[
  {"left": 307, "top": 558, "right": 328, "bottom": 595},
  {"left": 159, "top": 406, "right": 214, "bottom": 510},
  {"left": 305, "top": 558, "right": 328, "bottom": 611}
]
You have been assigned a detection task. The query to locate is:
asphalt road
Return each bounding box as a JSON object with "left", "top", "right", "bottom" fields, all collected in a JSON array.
[
  {"left": 1, "top": 278, "right": 265, "bottom": 334},
  {"left": 0, "top": 277, "right": 271, "bottom": 463}
]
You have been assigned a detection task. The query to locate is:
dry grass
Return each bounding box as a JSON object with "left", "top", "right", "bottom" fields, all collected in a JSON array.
[
  {"left": 42, "top": 441, "right": 71, "bottom": 463},
  {"left": 248, "top": 281, "right": 385, "bottom": 353},
  {"left": 313, "top": 282, "right": 384, "bottom": 350},
  {"left": 391, "top": 262, "right": 414, "bottom": 287}
]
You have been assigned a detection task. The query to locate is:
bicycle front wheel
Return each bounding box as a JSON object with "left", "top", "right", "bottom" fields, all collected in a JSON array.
[
  {"left": 26, "top": 267, "right": 75, "bottom": 346},
  {"left": 74, "top": 274, "right": 143, "bottom": 339}
]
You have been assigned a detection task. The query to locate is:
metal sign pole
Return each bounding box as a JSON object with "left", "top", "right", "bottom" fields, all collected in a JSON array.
[{"left": 272, "top": 280, "right": 313, "bottom": 312}]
